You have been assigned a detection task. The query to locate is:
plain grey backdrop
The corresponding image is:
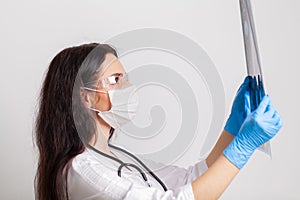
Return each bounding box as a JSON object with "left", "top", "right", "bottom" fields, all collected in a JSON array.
[{"left": 0, "top": 0, "right": 299, "bottom": 199}]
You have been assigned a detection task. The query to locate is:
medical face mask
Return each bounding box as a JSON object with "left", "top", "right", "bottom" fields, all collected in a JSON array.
[{"left": 85, "top": 85, "right": 139, "bottom": 129}]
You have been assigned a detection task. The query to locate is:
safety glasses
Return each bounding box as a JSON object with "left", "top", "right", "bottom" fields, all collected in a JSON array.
[
  {"left": 101, "top": 72, "right": 129, "bottom": 90},
  {"left": 83, "top": 72, "right": 131, "bottom": 92},
  {"left": 99, "top": 73, "right": 128, "bottom": 90}
]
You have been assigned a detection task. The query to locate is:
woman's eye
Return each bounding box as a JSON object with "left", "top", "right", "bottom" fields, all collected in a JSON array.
[
  {"left": 107, "top": 74, "right": 123, "bottom": 85},
  {"left": 114, "top": 76, "right": 119, "bottom": 83}
]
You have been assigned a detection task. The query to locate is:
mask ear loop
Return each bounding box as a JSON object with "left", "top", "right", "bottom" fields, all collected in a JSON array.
[
  {"left": 81, "top": 86, "right": 108, "bottom": 94},
  {"left": 80, "top": 86, "right": 109, "bottom": 112},
  {"left": 88, "top": 107, "right": 101, "bottom": 113}
]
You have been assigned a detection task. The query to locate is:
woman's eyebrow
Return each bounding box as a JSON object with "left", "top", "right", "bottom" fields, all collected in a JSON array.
[{"left": 108, "top": 72, "right": 122, "bottom": 77}]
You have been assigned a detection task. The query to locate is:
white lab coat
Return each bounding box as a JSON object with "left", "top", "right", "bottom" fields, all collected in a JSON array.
[{"left": 67, "top": 145, "right": 208, "bottom": 200}]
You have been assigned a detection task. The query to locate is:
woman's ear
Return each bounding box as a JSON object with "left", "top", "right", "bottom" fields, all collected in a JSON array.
[{"left": 80, "top": 87, "right": 92, "bottom": 108}]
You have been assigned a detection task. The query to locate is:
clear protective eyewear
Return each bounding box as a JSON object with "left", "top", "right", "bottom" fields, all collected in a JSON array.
[
  {"left": 83, "top": 72, "right": 131, "bottom": 92},
  {"left": 101, "top": 72, "right": 130, "bottom": 90}
]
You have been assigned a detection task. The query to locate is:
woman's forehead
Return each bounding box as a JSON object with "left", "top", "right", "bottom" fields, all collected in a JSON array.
[{"left": 99, "top": 53, "right": 126, "bottom": 78}]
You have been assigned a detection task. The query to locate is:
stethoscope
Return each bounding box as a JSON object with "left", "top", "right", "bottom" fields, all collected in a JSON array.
[{"left": 87, "top": 143, "right": 168, "bottom": 192}]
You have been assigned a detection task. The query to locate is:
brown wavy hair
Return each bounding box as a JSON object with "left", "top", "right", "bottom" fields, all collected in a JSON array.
[{"left": 35, "top": 43, "right": 117, "bottom": 200}]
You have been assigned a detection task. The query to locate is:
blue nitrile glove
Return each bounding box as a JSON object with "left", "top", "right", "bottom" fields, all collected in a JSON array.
[
  {"left": 223, "top": 94, "right": 282, "bottom": 169},
  {"left": 224, "top": 76, "right": 251, "bottom": 136}
]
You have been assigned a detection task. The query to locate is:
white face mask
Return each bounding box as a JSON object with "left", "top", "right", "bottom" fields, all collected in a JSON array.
[{"left": 87, "top": 85, "right": 139, "bottom": 129}]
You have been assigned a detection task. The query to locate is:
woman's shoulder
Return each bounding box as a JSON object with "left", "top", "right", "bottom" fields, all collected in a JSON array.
[
  {"left": 67, "top": 149, "right": 133, "bottom": 199},
  {"left": 70, "top": 149, "right": 116, "bottom": 177}
]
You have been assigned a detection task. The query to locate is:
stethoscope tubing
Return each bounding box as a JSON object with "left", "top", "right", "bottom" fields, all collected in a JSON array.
[{"left": 87, "top": 144, "right": 168, "bottom": 191}]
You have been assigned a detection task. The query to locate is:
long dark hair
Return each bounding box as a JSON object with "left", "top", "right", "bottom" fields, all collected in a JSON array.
[{"left": 35, "top": 43, "right": 118, "bottom": 200}]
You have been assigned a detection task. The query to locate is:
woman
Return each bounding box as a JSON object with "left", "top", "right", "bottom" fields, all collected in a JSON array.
[{"left": 35, "top": 43, "right": 282, "bottom": 200}]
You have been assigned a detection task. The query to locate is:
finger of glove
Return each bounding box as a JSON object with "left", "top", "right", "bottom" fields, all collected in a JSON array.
[
  {"left": 259, "top": 111, "right": 282, "bottom": 138},
  {"left": 256, "top": 95, "right": 270, "bottom": 115},
  {"left": 237, "top": 76, "right": 251, "bottom": 95},
  {"left": 264, "top": 103, "right": 276, "bottom": 119},
  {"left": 244, "top": 90, "right": 251, "bottom": 116},
  {"left": 273, "top": 112, "right": 283, "bottom": 129}
]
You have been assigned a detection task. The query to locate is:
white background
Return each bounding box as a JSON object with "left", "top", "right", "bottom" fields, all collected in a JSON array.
[{"left": 0, "top": 0, "right": 299, "bottom": 199}]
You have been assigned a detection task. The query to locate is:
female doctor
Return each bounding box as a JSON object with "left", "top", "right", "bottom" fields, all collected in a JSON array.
[{"left": 35, "top": 43, "right": 282, "bottom": 200}]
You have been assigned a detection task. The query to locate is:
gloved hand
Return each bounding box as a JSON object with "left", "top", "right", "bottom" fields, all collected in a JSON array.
[
  {"left": 223, "top": 94, "right": 282, "bottom": 169},
  {"left": 224, "top": 76, "right": 251, "bottom": 136}
]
